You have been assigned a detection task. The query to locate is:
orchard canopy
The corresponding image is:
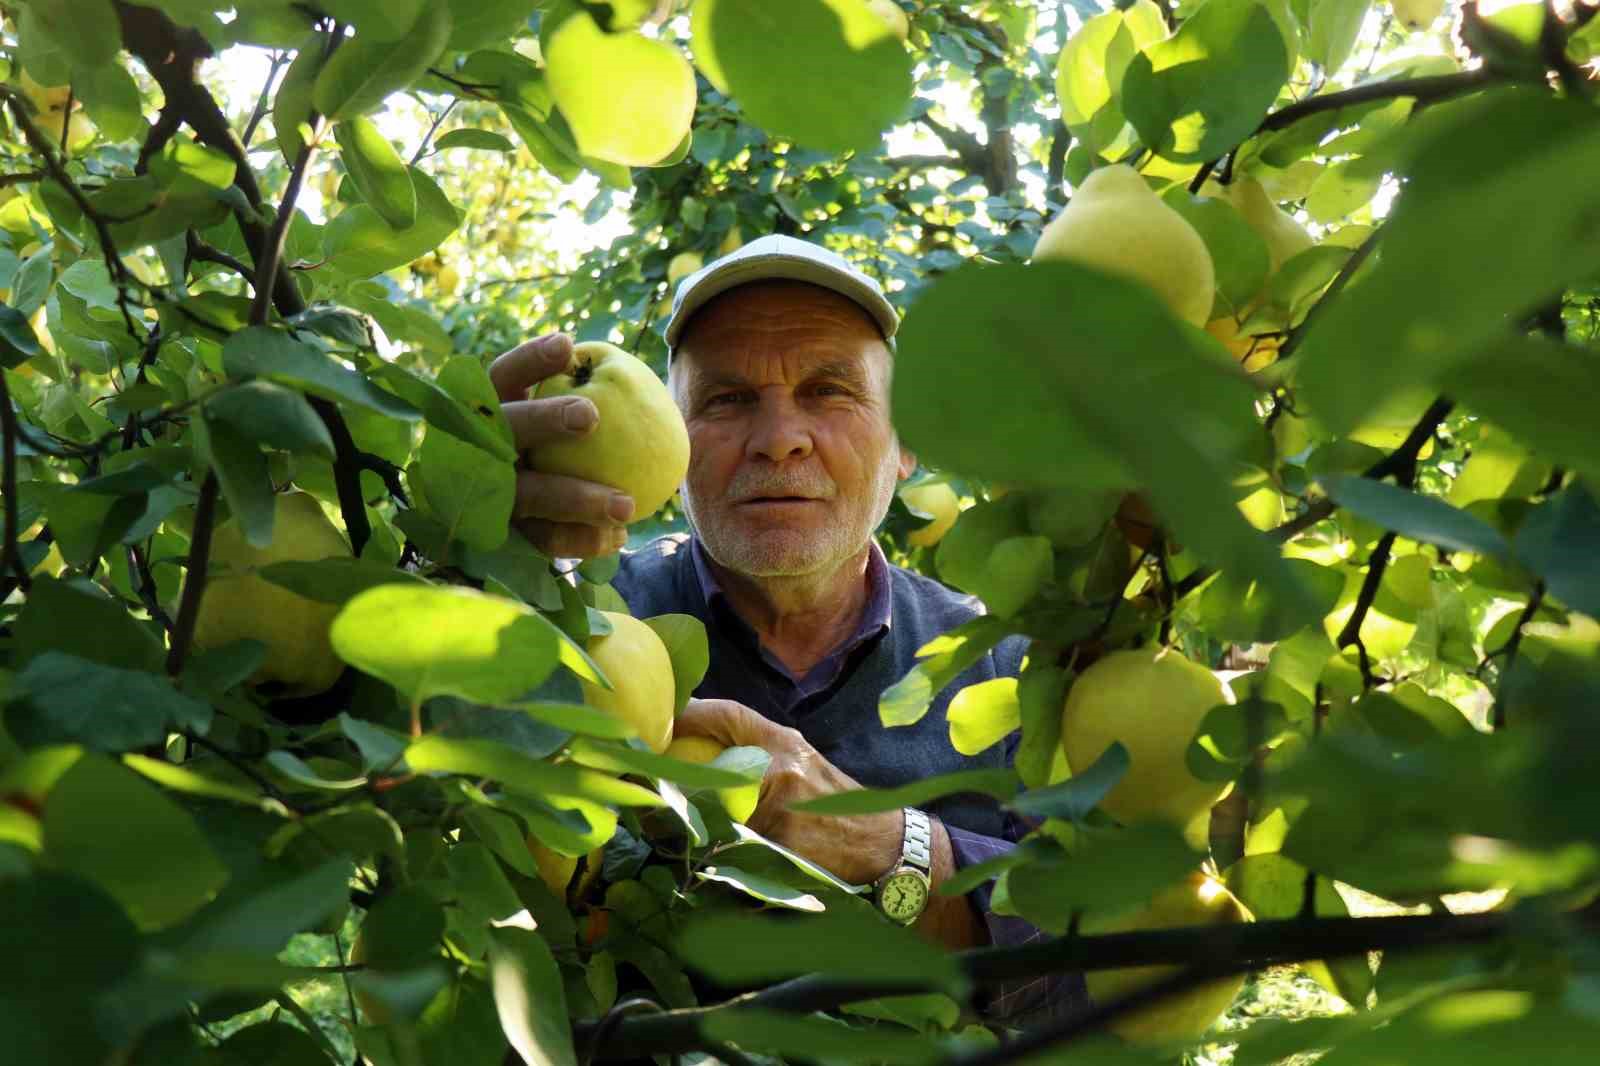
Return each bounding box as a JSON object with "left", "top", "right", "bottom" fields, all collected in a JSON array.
[{"left": 2, "top": 0, "right": 1600, "bottom": 1064}]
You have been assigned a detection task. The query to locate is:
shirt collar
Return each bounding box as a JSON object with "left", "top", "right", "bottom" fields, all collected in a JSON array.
[{"left": 688, "top": 535, "right": 893, "bottom": 651}]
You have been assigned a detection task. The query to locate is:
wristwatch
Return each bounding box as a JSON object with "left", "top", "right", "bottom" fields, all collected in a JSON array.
[{"left": 875, "top": 807, "right": 933, "bottom": 925}]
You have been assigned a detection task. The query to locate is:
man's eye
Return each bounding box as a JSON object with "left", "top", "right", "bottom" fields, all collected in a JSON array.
[{"left": 707, "top": 392, "right": 744, "bottom": 407}]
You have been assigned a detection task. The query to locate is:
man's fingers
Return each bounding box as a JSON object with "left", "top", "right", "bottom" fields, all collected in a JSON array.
[
  {"left": 512, "top": 517, "right": 627, "bottom": 560},
  {"left": 503, "top": 396, "right": 598, "bottom": 452},
  {"left": 488, "top": 333, "right": 574, "bottom": 402},
  {"left": 515, "top": 469, "right": 635, "bottom": 526},
  {"left": 675, "top": 699, "right": 771, "bottom": 749}
]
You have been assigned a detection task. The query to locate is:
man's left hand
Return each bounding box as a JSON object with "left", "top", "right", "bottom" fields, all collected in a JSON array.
[{"left": 673, "top": 699, "right": 902, "bottom": 887}]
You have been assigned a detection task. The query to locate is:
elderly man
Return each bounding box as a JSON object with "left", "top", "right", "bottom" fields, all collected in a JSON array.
[{"left": 491, "top": 237, "right": 1084, "bottom": 1024}]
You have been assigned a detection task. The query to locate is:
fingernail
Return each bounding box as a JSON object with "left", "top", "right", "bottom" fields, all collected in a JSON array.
[
  {"left": 564, "top": 400, "right": 596, "bottom": 432},
  {"left": 608, "top": 495, "right": 635, "bottom": 523}
]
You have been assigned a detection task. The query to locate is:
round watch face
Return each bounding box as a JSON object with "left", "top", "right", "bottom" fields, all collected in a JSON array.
[{"left": 879, "top": 870, "right": 929, "bottom": 923}]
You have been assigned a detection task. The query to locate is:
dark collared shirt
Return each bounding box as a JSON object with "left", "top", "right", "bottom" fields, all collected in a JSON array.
[{"left": 615, "top": 535, "right": 1085, "bottom": 1027}]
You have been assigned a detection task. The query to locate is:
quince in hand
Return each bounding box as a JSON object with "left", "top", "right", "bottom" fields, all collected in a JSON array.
[
  {"left": 583, "top": 611, "right": 677, "bottom": 753},
  {"left": 1083, "top": 871, "right": 1250, "bottom": 1043},
  {"left": 189, "top": 489, "right": 352, "bottom": 695},
  {"left": 526, "top": 341, "right": 691, "bottom": 520},
  {"left": 665, "top": 735, "right": 761, "bottom": 823},
  {"left": 1061, "top": 648, "right": 1235, "bottom": 846},
  {"left": 1033, "top": 164, "right": 1216, "bottom": 327}
]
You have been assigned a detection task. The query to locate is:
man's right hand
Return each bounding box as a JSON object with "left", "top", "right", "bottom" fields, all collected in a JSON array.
[{"left": 489, "top": 333, "right": 636, "bottom": 559}]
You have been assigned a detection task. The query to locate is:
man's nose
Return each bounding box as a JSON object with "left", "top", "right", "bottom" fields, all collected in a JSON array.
[{"left": 746, "top": 397, "right": 814, "bottom": 462}]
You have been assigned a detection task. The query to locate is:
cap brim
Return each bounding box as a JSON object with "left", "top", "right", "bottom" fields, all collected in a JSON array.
[{"left": 664, "top": 249, "right": 899, "bottom": 348}]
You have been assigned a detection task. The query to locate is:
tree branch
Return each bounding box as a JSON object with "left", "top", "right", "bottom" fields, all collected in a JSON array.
[
  {"left": 1255, "top": 69, "right": 1496, "bottom": 137},
  {"left": 581, "top": 907, "right": 1543, "bottom": 1059},
  {"left": 165, "top": 472, "right": 219, "bottom": 677},
  {"left": 0, "top": 370, "right": 32, "bottom": 591}
]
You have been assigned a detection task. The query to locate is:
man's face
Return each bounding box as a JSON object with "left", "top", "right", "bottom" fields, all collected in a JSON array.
[{"left": 671, "top": 280, "right": 913, "bottom": 579}]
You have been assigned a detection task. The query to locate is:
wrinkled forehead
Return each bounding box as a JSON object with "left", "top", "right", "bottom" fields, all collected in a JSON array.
[{"left": 669, "top": 280, "right": 892, "bottom": 388}]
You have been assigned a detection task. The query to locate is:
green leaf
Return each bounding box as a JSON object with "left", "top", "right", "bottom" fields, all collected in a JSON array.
[
  {"left": 947, "top": 677, "right": 1020, "bottom": 756},
  {"left": 1296, "top": 90, "right": 1600, "bottom": 434},
  {"left": 257, "top": 557, "right": 429, "bottom": 603},
  {"left": 318, "top": 0, "right": 426, "bottom": 42},
  {"left": 1514, "top": 483, "right": 1600, "bottom": 619},
  {"left": 1322, "top": 474, "right": 1511, "bottom": 557},
  {"left": 8, "top": 652, "right": 212, "bottom": 753},
  {"left": 1014, "top": 661, "right": 1070, "bottom": 789},
  {"left": 878, "top": 617, "right": 1010, "bottom": 728},
  {"left": 1303, "top": 0, "right": 1371, "bottom": 72},
  {"left": 694, "top": 866, "right": 825, "bottom": 912},
  {"left": 264, "top": 752, "right": 366, "bottom": 792},
  {"left": 414, "top": 357, "right": 515, "bottom": 552},
  {"left": 676, "top": 907, "right": 967, "bottom": 993},
  {"left": 0, "top": 302, "right": 45, "bottom": 368},
  {"left": 274, "top": 43, "right": 325, "bottom": 163},
  {"left": 182, "top": 859, "right": 353, "bottom": 957},
  {"left": 1197, "top": 558, "right": 1345, "bottom": 643},
  {"left": 406, "top": 734, "right": 664, "bottom": 807},
  {"left": 330, "top": 584, "right": 560, "bottom": 705},
  {"left": 43, "top": 752, "right": 229, "bottom": 930},
  {"left": 361, "top": 884, "right": 448, "bottom": 969},
  {"left": 312, "top": 4, "right": 452, "bottom": 119},
  {"left": 26, "top": 0, "right": 120, "bottom": 68},
  {"left": 123, "top": 754, "right": 271, "bottom": 809},
  {"left": 195, "top": 414, "right": 276, "bottom": 548},
  {"left": 1442, "top": 336, "right": 1600, "bottom": 485},
  {"left": 322, "top": 166, "right": 461, "bottom": 276},
  {"left": 489, "top": 927, "right": 578, "bottom": 1066},
  {"left": 1056, "top": 1, "right": 1169, "bottom": 159},
  {"left": 1009, "top": 742, "right": 1129, "bottom": 822},
  {"left": 1005, "top": 822, "right": 1197, "bottom": 932},
  {"left": 368, "top": 362, "right": 517, "bottom": 462},
  {"left": 1123, "top": 0, "right": 1289, "bottom": 163},
  {"left": 894, "top": 261, "right": 1315, "bottom": 619},
  {"left": 221, "top": 326, "right": 419, "bottom": 421},
  {"left": 445, "top": 0, "right": 540, "bottom": 50},
  {"left": 1186, "top": 698, "right": 1295, "bottom": 781},
  {"left": 203, "top": 381, "right": 336, "bottom": 459},
  {"left": 691, "top": 0, "right": 915, "bottom": 153},
  {"left": 543, "top": 7, "right": 696, "bottom": 167},
  {"left": 789, "top": 768, "right": 1019, "bottom": 816},
  {"left": 434, "top": 128, "right": 516, "bottom": 152},
  {"left": 6, "top": 574, "right": 165, "bottom": 673},
  {"left": 214, "top": 1020, "right": 337, "bottom": 1066},
  {"left": 1165, "top": 187, "right": 1272, "bottom": 318},
  {"left": 335, "top": 117, "right": 417, "bottom": 229},
  {"left": 567, "top": 737, "right": 762, "bottom": 790},
  {"left": 976, "top": 535, "right": 1053, "bottom": 618},
  {"left": 73, "top": 61, "right": 144, "bottom": 142},
  {"left": 641, "top": 613, "right": 709, "bottom": 714},
  {"left": 701, "top": 1008, "right": 941, "bottom": 1065}
]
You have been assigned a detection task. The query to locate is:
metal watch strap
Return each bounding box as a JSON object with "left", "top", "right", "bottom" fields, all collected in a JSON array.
[{"left": 901, "top": 807, "right": 932, "bottom": 875}]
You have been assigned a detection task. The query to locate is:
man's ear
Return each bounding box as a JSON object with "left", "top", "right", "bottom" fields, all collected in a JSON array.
[{"left": 897, "top": 445, "right": 917, "bottom": 480}]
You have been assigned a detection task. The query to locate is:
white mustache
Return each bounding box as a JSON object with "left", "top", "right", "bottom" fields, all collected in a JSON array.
[{"left": 730, "top": 471, "right": 836, "bottom": 501}]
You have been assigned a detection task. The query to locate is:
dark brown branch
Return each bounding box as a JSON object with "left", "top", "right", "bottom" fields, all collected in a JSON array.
[
  {"left": 0, "top": 170, "right": 45, "bottom": 188},
  {"left": 241, "top": 51, "right": 290, "bottom": 148},
  {"left": 582, "top": 907, "right": 1536, "bottom": 1059},
  {"left": 312, "top": 399, "right": 374, "bottom": 556},
  {"left": 1256, "top": 69, "right": 1496, "bottom": 137},
  {"left": 1488, "top": 580, "right": 1545, "bottom": 730},
  {"left": 251, "top": 136, "right": 319, "bottom": 323},
  {"left": 186, "top": 229, "right": 254, "bottom": 279},
  {"left": 165, "top": 472, "right": 219, "bottom": 677},
  {"left": 0, "top": 370, "right": 32, "bottom": 591}
]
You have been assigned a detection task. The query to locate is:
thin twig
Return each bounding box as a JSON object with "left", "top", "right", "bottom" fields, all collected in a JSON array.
[
  {"left": 410, "top": 98, "right": 458, "bottom": 164},
  {"left": 1255, "top": 68, "right": 1496, "bottom": 137},
  {"left": 241, "top": 51, "right": 290, "bottom": 147},
  {"left": 1488, "top": 581, "right": 1546, "bottom": 730}
]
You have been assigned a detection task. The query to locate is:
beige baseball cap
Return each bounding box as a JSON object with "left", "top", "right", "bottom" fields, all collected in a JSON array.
[{"left": 663, "top": 234, "right": 899, "bottom": 351}]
